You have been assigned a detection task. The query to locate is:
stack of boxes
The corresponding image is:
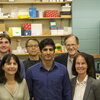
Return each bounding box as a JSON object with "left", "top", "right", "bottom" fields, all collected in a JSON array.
[
  {"left": 50, "top": 20, "right": 57, "bottom": 35},
  {"left": 22, "top": 24, "right": 31, "bottom": 36},
  {"left": 55, "top": 43, "right": 62, "bottom": 53},
  {"left": 50, "top": 20, "right": 64, "bottom": 35},
  {"left": 60, "top": 4, "right": 71, "bottom": 17}
]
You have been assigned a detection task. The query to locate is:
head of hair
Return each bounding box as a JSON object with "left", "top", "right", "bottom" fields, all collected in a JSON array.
[
  {"left": 72, "top": 52, "right": 94, "bottom": 78},
  {"left": 0, "top": 33, "right": 11, "bottom": 44},
  {"left": 39, "top": 38, "right": 55, "bottom": 51},
  {"left": 64, "top": 34, "right": 79, "bottom": 45},
  {"left": 0, "top": 54, "right": 23, "bottom": 84},
  {"left": 25, "top": 38, "right": 39, "bottom": 47}
]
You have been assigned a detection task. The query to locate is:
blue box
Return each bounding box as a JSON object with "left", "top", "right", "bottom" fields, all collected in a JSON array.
[
  {"left": 29, "top": 8, "right": 37, "bottom": 18},
  {"left": 21, "top": 30, "right": 31, "bottom": 36}
]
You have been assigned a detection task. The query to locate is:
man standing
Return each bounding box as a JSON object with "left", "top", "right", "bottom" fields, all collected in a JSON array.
[
  {"left": 26, "top": 38, "right": 72, "bottom": 100},
  {"left": 55, "top": 34, "right": 95, "bottom": 79},
  {"left": 23, "top": 38, "right": 41, "bottom": 71},
  {"left": 0, "top": 33, "right": 25, "bottom": 77}
]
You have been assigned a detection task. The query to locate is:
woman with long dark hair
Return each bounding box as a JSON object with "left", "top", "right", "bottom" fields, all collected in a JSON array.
[{"left": 0, "top": 54, "right": 29, "bottom": 100}]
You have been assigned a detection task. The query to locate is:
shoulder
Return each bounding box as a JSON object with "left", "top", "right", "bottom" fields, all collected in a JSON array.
[
  {"left": 19, "top": 59, "right": 25, "bottom": 66},
  {"left": 55, "top": 53, "right": 68, "bottom": 59},
  {"left": 92, "top": 79, "right": 100, "bottom": 100},
  {"left": 22, "top": 78, "right": 27, "bottom": 83},
  {"left": 87, "top": 77, "right": 96, "bottom": 85},
  {"left": 23, "top": 59, "right": 28, "bottom": 63},
  {"left": 54, "top": 62, "right": 68, "bottom": 75},
  {"left": 27, "top": 62, "right": 41, "bottom": 71},
  {"left": 19, "top": 78, "right": 26, "bottom": 84},
  {"left": 71, "top": 77, "right": 77, "bottom": 83},
  {"left": 54, "top": 53, "right": 68, "bottom": 62},
  {"left": 93, "top": 79, "right": 100, "bottom": 88},
  {"left": 54, "top": 61, "right": 67, "bottom": 69},
  {"left": 80, "top": 52, "right": 94, "bottom": 59}
]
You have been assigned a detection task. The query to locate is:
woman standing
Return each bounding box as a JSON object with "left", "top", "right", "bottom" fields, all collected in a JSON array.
[
  {"left": 71, "top": 52, "right": 97, "bottom": 100},
  {"left": 0, "top": 54, "right": 29, "bottom": 100}
]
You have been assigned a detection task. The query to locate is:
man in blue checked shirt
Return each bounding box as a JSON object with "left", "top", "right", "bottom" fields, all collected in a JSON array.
[{"left": 26, "top": 38, "right": 72, "bottom": 100}]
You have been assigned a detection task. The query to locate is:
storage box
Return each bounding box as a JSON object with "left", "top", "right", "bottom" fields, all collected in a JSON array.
[
  {"left": 23, "top": 23, "right": 31, "bottom": 30},
  {"left": 44, "top": 10, "right": 59, "bottom": 17},
  {"left": 31, "top": 24, "right": 42, "bottom": 35},
  {"left": 9, "top": 27, "right": 21, "bottom": 36},
  {"left": 0, "top": 24, "right": 6, "bottom": 32},
  {"left": 21, "top": 29, "right": 31, "bottom": 36},
  {"left": 29, "top": 8, "right": 37, "bottom": 18},
  {"left": 50, "top": 27, "right": 58, "bottom": 35}
]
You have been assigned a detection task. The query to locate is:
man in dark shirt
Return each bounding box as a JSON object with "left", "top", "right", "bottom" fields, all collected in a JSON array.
[
  {"left": 26, "top": 38, "right": 72, "bottom": 100},
  {"left": 0, "top": 33, "right": 25, "bottom": 77},
  {"left": 55, "top": 34, "right": 96, "bottom": 79},
  {"left": 23, "top": 38, "right": 41, "bottom": 71}
]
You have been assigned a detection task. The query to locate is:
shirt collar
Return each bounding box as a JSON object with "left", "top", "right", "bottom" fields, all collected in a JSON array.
[
  {"left": 68, "top": 55, "right": 73, "bottom": 63},
  {"left": 39, "top": 61, "right": 58, "bottom": 71},
  {"left": 28, "top": 57, "right": 41, "bottom": 61},
  {"left": 76, "top": 75, "right": 88, "bottom": 85}
]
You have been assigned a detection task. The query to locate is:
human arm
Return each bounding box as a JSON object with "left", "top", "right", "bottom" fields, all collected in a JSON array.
[
  {"left": 62, "top": 69, "right": 72, "bottom": 100},
  {"left": 26, "top": 69, "right": 33, "bottom": 100},
  {"left": 23, "top": 79, "right": 30, "bottom": 100},
  {"left": 19, "top": 60, "right": 26, "bottom": 78},
  {"left": 93, "top": 79, "right": 100, "bottom": 100}
]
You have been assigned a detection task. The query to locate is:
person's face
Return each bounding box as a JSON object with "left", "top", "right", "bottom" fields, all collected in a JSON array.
[
  {"left": 26, "top": 40, "right": 39, "bottom": 56},
  {"left": 41, "top": 45, "right": 55, "bottom": 61},
  {"left": 75, "top": 55, "right": 88, "bottom": 75},
  {"left": 3, "top": 57, "right": 18, "bottom": 76},
  {"left": 0, "top": 38, "right": 10, "bottom": 54},
  {"left": 65, "top": 36, "right": 79, "bottom": 56}
]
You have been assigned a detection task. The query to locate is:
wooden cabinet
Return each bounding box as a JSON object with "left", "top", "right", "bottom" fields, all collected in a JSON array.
[{"left": 0, "top": 0, "right": 72, "bottom": 58}]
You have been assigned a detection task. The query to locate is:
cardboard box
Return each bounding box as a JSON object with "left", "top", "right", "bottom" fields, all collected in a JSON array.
[
  {"left": 0, "top": 24, "right": 6, "bottom": 32},
  {"left": 29, "top": 8, "right": 37, "bottom": 18},
  {"left": 9, "top": 27, "right": 21, "bottom": 36},
  {"left": 21, "top": 29, "right": 31, "bottom": 36},
  {"left": 44, "top": 10, "right": 59, "bottom": 17},
  {"left": 31, "top": 24, "right": 42, "bottom": 35}
]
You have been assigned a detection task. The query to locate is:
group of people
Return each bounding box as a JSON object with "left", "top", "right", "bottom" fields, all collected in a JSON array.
[{"left": 0, "top": 33, "right": 100, "bottom": 100}]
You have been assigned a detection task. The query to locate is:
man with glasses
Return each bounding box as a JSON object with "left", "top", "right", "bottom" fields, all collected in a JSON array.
[
  {"left": 55, "top": 34, "right": 96, "bottom": 79},
  {"left": 23, "top": 38, "right": 41, "bottom": 71}
]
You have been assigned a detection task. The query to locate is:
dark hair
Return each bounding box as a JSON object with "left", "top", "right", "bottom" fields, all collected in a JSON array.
[
  {"left": 64, "top": 34, "right": 79, "bottom": 45},
  {"left": 0, "top": 54, "right": 23, "bottom": 84},
  {"left": 25, "top": 38, "right": 39, "bottom": 47},
  {"left": 72, "top": 52, "right": 94, "bottom": 78},
  {"left": 0, "top": 33, "right": 11, "bottom": 44},
  {"left": 39, "top": 38, "right": 55, "bottom": 51}
]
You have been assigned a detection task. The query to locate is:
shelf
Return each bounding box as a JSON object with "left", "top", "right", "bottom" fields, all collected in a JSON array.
[
  {"left": 0, "top": 1, "right": 72, "bottom": 5},
  {"left": 15, "top": 53, "right": 100, "bottom": 59},
  {"left": 92, "top": 54, "right": 100, "bottom": 59},
  {"left": 10, "top": 34, "right": 70, "bottom": 38},
  {"left": 15, "top": 52, "right": 66, "bottom": 56},
  {"left": 0, "top": 16, "right": 72, "bottom": 20}
]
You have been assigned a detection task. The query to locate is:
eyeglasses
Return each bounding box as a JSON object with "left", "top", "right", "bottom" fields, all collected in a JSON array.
[
  {"left": 27, "top": 44, "right": 38, "bottom": 48},
  {"left": 66, "top": 44, "right": 76, "bottom": 47},
  {"left": 42, "top": 48, "right": 54, "bottom": 51}
]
